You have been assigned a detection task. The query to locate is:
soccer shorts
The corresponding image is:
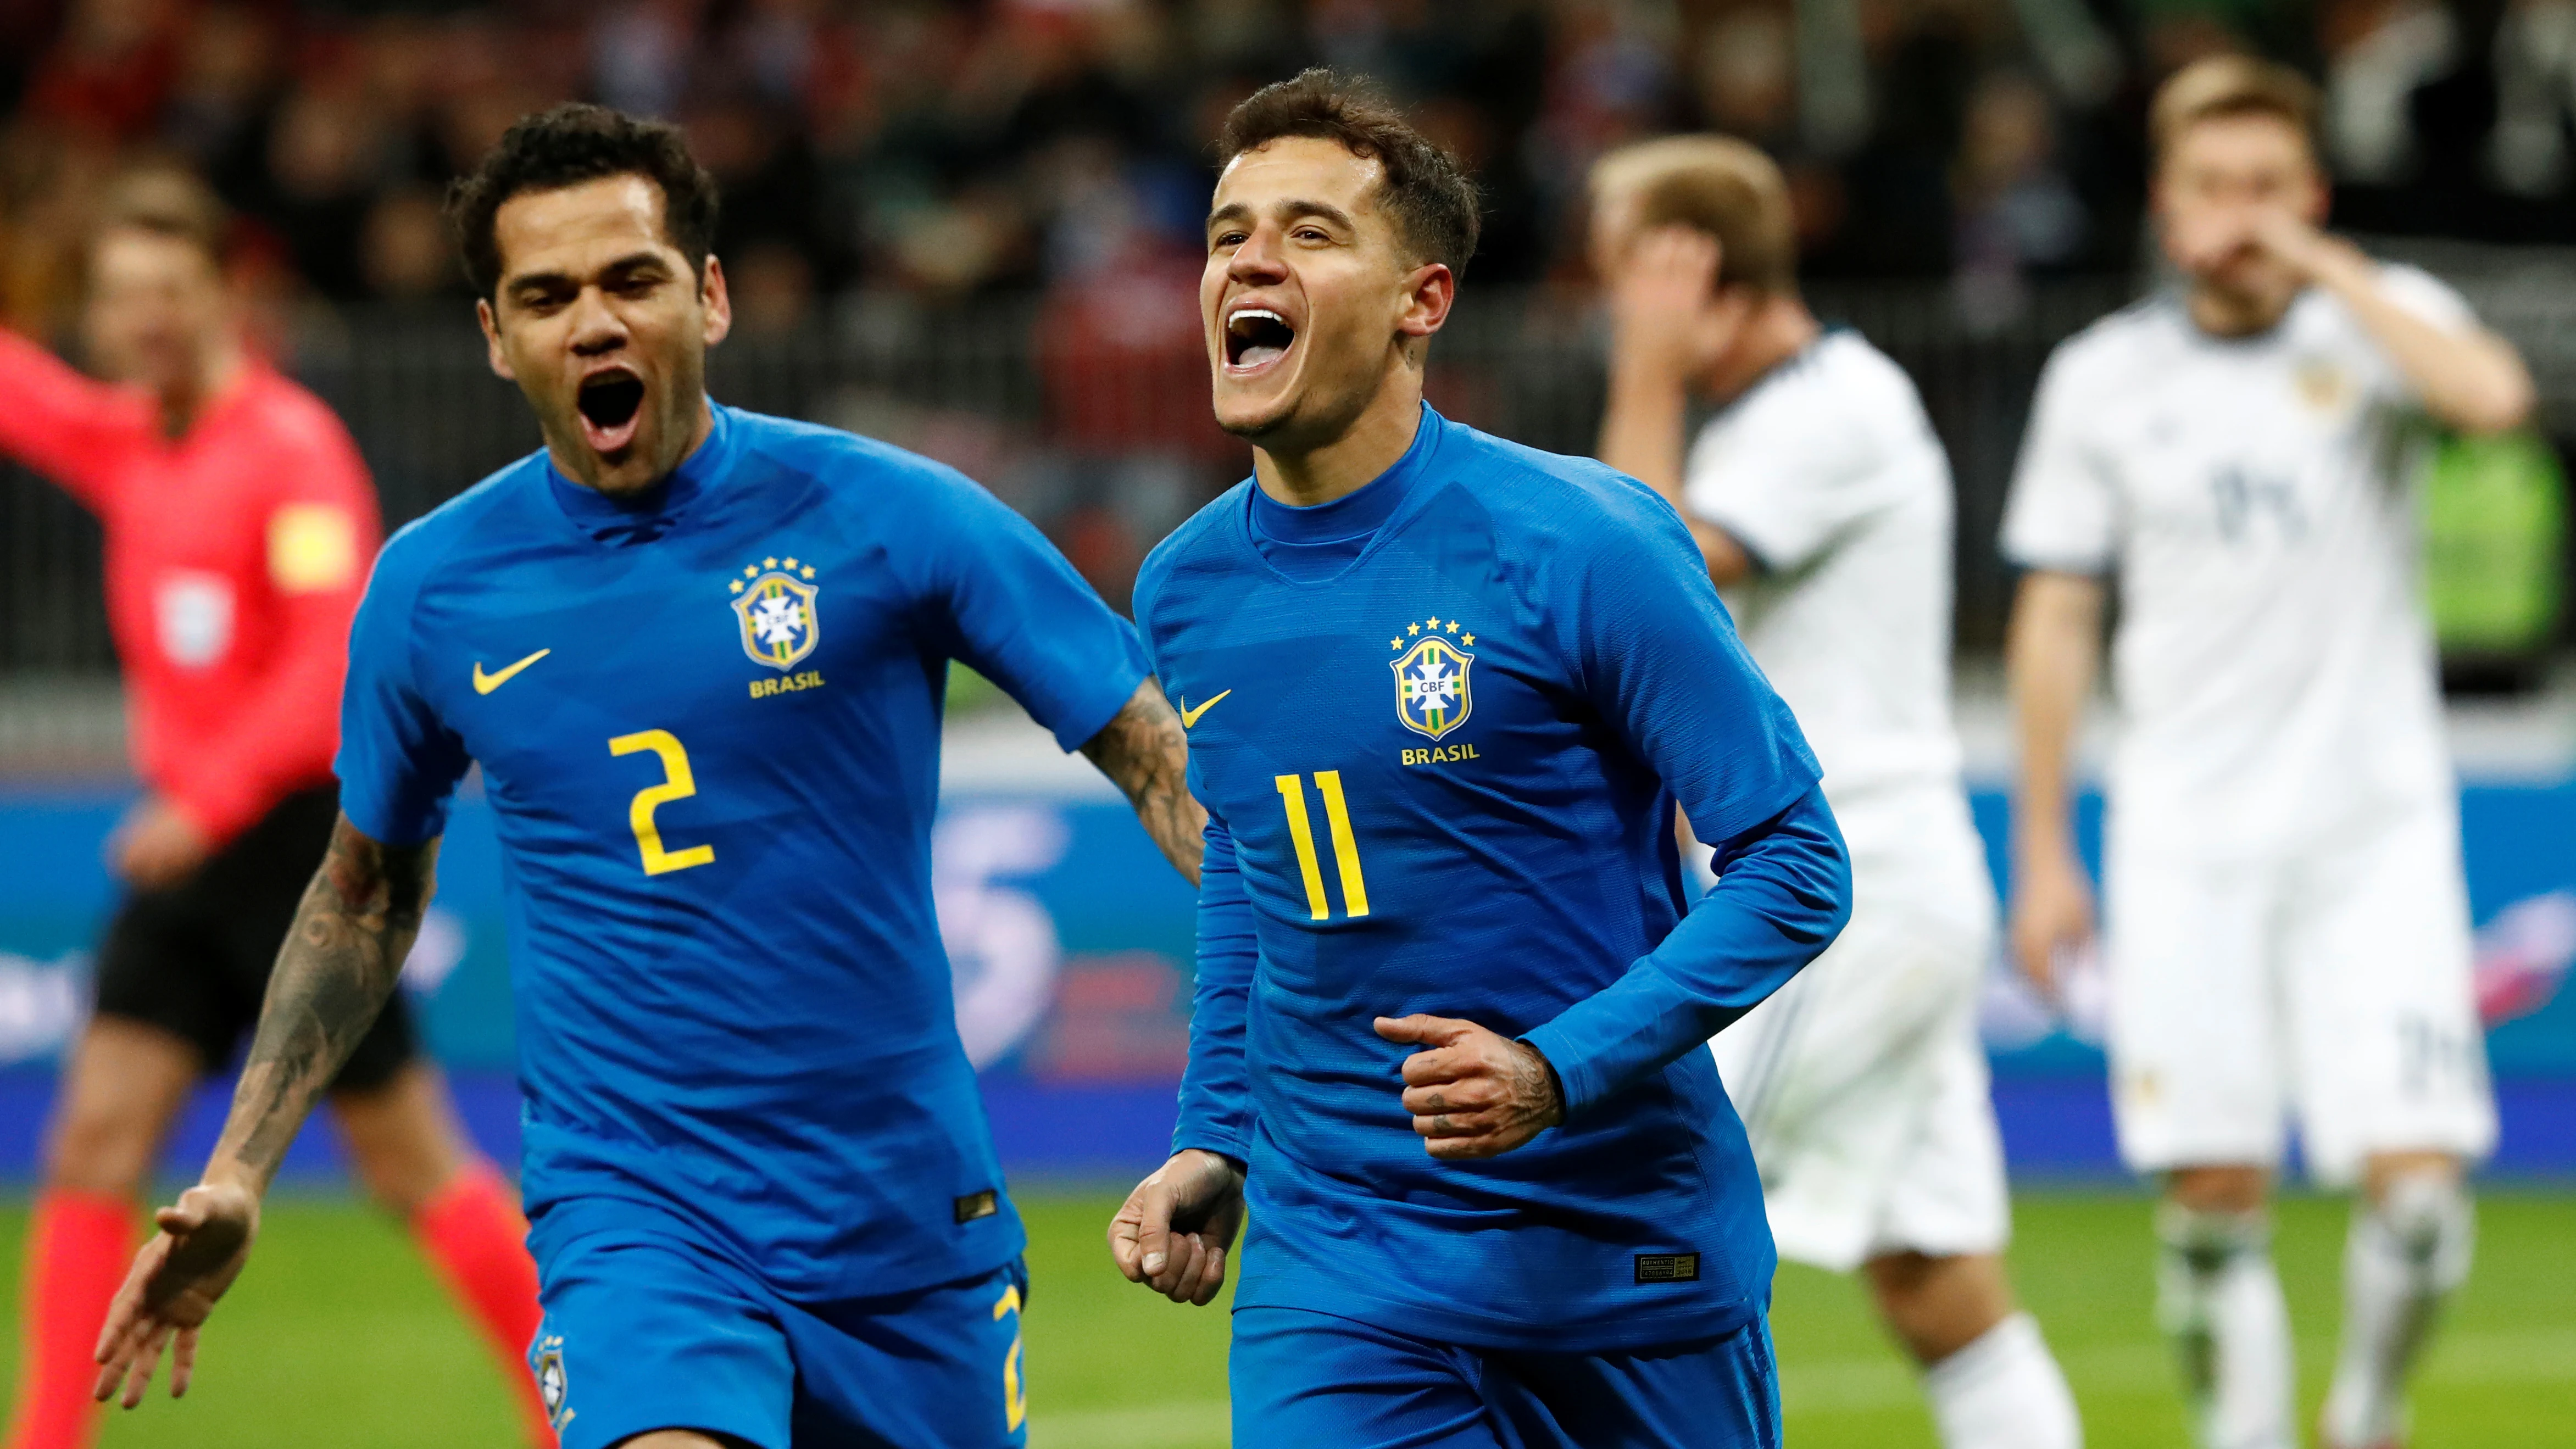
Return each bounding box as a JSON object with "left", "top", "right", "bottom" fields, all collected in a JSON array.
[
  {"left": 527, "top": 1200, "right": 1031, "bottom": 1449},
  {"left": 2104, "top": 800, "right": 2497, "bottom": 1186},
  {"left": 92, "top": 782, "right": 417, "bottom": 1091},
  {"left": 1229, "top": 1306, "right": 1779, "bottom": 1449},
  {"left": 1709, "top": 806, "right": 2008, "bottom": 1273}
]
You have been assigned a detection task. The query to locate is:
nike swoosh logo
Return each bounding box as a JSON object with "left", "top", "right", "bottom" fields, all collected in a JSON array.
[
  {"left": 1179, "top": 689, "right": 1231, "bottom": 728},
  {"left": 472, "top": 648, "right": 551, "bottom": 695}
]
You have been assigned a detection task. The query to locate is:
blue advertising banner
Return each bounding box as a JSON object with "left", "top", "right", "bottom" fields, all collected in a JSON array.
[{"left": 1, "top": 776, "right": 2570, "bottom": 1182}]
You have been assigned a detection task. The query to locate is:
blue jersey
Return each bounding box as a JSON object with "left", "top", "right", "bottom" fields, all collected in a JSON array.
[
  {"left": 1133, "top": 406, "right": 1851, "bottom": 1353},
  {"left": 336, "top": 403, "right": 1146, "bottom": 1300}
]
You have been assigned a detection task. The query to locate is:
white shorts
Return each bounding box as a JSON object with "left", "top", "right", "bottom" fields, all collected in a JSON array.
[
  {"left": 1711, "top": 852, "right": 2010, "bottom": 1273},
  {"left": 2104, "top": 801, "right": 2497, "bottom": 1187}
]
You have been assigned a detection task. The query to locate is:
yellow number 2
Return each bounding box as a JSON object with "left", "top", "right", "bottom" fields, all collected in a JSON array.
[
  {"left": 1275, "top": 771, "right": 1370, "bottom": 921},
  {"left": 607, "top": 729, "right": 716, "bottom": 876},
  {"left": 992, "top": 1283, "right": 1028, "bottom": 1432}
]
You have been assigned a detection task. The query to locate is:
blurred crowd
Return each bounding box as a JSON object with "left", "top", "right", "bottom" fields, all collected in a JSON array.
[{"left": 5, "top": 0, "right": 2576, "bottom": 340}]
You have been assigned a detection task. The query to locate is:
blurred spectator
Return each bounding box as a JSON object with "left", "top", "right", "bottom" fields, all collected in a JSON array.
[
  {"left": 1951, "top": 70, "right": 2088, "bottom": 330},
  {"left": 358, "top": 186, "right": 456, "bottom": 303},
  {"left": 1, "top": 0, "right": 2573, "bottom": 319}
]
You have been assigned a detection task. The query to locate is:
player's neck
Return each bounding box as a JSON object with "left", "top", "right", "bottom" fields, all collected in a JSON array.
[
  {"left": 1251, "top": 371, "right": 1425, "bottom": 509},
  {"left": 158, "top": 338, "right": 243, "bottom": 439},
  {"left": 1703, "top": 298, "right": 1821, "bottom": 405},
  {"left": 2185, "top": 279, "right": 2297, "bottom": 339}
]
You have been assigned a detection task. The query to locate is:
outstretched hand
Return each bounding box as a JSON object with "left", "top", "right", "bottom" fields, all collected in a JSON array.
[
  {"left": 1108, "top": 1149, "right": 1244, "bottom": 1306},
  {"left": 92, "top": 1181, "right": 260, "bottom": 1409},
  {"left": 1375, "top": 1014, "right": 1565, "bottom": 1160}
]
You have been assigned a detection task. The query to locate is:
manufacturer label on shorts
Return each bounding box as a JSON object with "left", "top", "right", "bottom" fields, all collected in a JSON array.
[
  {"left": 1634, "top": 1252, "right": 1701, "bottom": 1284},
  {"left": 955, "top": 1189, "right": 999, "bottom": 1224}
]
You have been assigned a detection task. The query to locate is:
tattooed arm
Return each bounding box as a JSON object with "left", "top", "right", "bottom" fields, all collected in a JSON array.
[
  {"left": 92, "top": 815, "right": 438, "bottom": 1408},
  {"left": 1081, "top": 678, "right": 1205, "bottom": 887}
]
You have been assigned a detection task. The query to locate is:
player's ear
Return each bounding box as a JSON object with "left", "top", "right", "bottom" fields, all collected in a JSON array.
[
  {"left": 476, "top": 298, "right": 516, "bottom": 383},
  {"left": 698, "top": 254, "right": 733, "bottom": 349},
  {"left": 1396, "top": 261, "right": 1455, "bottom": 342}
]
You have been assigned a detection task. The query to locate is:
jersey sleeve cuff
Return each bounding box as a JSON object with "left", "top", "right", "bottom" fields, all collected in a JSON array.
[
  {"left": 2001, "top": 544, "right": 2112, "bottom": 576},
  {"left": 333, "top": 780, "right": 448, "bottom": 849},
  {"left": 1171, "top": 1125, "right": 1249, "bottom": 1168},
  {"left": 1517, "top": 1022, "right": 1606, "bottom": 1121},
  {"left": 1042, "top": 659, "right": 1149, "bottom": 754}
]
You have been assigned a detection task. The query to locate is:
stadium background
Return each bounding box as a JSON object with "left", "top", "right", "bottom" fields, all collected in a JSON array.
[{"left": 0, "top": 0, "right": 2572, "bottom": 1445}]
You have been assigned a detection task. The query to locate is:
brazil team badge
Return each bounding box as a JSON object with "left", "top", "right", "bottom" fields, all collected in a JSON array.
[
  {"left": 1392, "top": 631, "right": 1474, "bottom": 739},
  {"left": 730, "top": 556, "right": 821, "bottom": 670},
  {"left": 530, "top": 1333, "right": 572, "bottom": 1431}
]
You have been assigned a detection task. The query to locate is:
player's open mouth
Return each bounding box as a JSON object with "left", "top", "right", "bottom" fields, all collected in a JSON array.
[
  {"left": 576, "top": 369, "right": 647, "bottom": 454},
  {"left": 1223, "top": 306, "right": 1297, "bottom": 377}
]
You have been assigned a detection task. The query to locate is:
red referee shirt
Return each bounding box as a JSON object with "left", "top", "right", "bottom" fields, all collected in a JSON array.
[{"left": 0, "top": 328, "right": 382, "bottom": 848}]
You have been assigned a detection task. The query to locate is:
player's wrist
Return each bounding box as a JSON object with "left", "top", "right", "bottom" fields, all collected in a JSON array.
[{"left": 1512, "top": 1038, "right": 1568, "bottom": 1127}]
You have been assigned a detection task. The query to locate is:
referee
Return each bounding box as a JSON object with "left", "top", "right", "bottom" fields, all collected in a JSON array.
[{"left": 0, "top": 171, "right": 552, "bottom": 1449}]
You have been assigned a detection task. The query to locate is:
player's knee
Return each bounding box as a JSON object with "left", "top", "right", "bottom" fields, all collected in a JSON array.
[
  {"left": 2155, "top": 1199, "right": 2271, "bottom": 1276},
  {"left": 2165, "top": 1163, "right": 2269, "bottom": 1214},
  {"left": 1865, "top": 1251, "right": 2013, "bottom": 1365},
  {"left": 2361, "top": 1169, "right": 2475, "bottom": 1292},
  {"left": 42, "top": 1091, "right": 161, "bottom": 1197}
]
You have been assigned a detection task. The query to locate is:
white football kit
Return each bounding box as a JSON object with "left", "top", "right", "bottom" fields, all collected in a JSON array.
[
  {"left": 1691, "top": 330, "right": 2010, "bottom": 1272},
  {"left": 2001, "top": 270, "right": 2497, "bottom": 1185}
]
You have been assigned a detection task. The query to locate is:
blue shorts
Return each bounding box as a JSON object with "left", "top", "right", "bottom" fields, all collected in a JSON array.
[
  {"left": 526, "top": 1212, "right": 1030, "bottom": 1449},
  {"left": 1229, "top": 1306, "right": 1782, "bottom": 1449}
]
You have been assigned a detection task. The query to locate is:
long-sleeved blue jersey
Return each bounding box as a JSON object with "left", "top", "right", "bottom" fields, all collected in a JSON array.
[
  {"left": 334, "top": 403, "right": 1147, "bottom": 1301},
  {"left": 1133, "top": 405, "right": 1851, "bottom": 1353}
]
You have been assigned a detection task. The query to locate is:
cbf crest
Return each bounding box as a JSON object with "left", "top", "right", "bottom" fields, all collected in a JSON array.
[
  {"left": 729, "top": 555, "right": 820, "bottom": 670},
  {"left": 530, "top": 1333, "right": 572, "bottom": 1432},
  {"left": 1389, "top": 616, "right": 1477, "bottom": 739}
]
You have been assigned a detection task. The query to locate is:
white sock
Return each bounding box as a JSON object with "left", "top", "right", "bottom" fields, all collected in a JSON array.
[
  {"left": 2322, "top": 1174, "right": 2474, "bottom": 1447},
  {"left": 2156, "top": 1203, "right": 2294, "bottom": 1449},
  {"left": 1923, "top": 1311, "right": 2084, "bottom": 1449}
]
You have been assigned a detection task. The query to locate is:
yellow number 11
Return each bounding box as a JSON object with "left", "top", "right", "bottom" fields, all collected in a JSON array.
[{"left": 1276, "top": 771, "right": 1369, "bottom": 920}]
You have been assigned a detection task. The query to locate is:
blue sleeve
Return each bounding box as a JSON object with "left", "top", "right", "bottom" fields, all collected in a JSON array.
[
  {"left": 908, "top": 464, "right": 1149, "bottom": 751},
  {"left": 1172, "top": 812, "right": 1256, "bottom": 1165},
  {"left": 332, "top": 531, "right": 470, "bottom": 848},
  {"left": 1523, "top": 785, "right": 1848, "bottom": 1117},
  {"left": 1518, "top": 483, "right": 1851, "bottom": 1117}
]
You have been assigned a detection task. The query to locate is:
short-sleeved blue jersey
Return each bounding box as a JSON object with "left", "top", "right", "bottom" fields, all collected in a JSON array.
[
  {"left": 336, "top": 403, "right": 1146, "bottom": 1300},
  {"left": 1134, "top": 406, "right": 1850, "bottom": 1354}
]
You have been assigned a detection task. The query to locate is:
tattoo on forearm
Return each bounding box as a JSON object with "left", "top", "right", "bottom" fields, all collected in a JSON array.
[
  {"left": 219, "top": 816, "right": 437, "bottom": 1186},
  {"left": 1082, "top": 679, "right": 1206, "bottom": 887}
]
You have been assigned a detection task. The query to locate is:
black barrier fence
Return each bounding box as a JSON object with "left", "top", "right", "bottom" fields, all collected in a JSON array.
[{"left": 7, "top": 257, "right": 2573, "bottom": 677}]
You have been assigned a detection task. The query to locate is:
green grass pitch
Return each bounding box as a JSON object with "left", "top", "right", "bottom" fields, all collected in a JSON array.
[{"left": 3, "top": 1189, "right": 2568, "bottom": 1446}]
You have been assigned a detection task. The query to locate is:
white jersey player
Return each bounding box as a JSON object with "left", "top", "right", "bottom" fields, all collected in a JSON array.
[
  {"left": 2003, "top": 57, "right": 2530, "bottom": 1449},
  {"left": 1593, "top": 135, "right": 2082, "bottom": 1449}
]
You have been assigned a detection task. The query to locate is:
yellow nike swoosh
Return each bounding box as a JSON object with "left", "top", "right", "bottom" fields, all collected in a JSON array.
[
  {"left": 472, "top": 648, "right": 551, "bottom": 695},
  {"left": 1179, "top": 689, "right": 1232, "bottom": 729}
]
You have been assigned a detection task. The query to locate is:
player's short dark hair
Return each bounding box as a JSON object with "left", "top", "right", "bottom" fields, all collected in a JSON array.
[
  {"left": 445, "top": 102, "right": 721, "bottom": 298},
  {"left": 2150, "top": 55, "right": 2321, "bottom": 168},
  {"left": 1216, "top": 69, "right": 1481, "bottom": 277},
  {"left": 95, "top": 168, "right": 230, "bottom": 269}
]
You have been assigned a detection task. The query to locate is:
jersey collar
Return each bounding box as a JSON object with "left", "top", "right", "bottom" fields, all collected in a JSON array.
[
  {"left": 547, "top": 399, "right": 737, "bottom": 545},
  {"left": 1247, "top": 400, "right": 1442, "bottom": 546}
]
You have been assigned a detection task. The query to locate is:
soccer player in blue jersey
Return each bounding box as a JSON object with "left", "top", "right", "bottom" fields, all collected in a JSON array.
[
  {"left": 89, "top": 105, "right": 1203, "bottom": 1449},
  {"left": 1106, "top": 72, "right": 1853, "bottom": 1447}
]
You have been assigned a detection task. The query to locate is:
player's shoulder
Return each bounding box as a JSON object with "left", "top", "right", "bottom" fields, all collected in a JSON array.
[
  {"left": 243, "top": 366, "right": 366, "bottom": 466},
  {"left": 1134, "top": 480, "right": 1255, "bottom": 625},
  {"left": 2040, "top": 293, "right": 2185, "bottom": 393},
  {"left": 2347, "top": 260, "right": 2473, "bottom": 332},
  {"left": 726, "top": 405, "right": 984, "bottom": 508},
  {"left": 1433, "top": 412, "right": 1680, "bottom": 549},
  {"left": 370, "top": 452, "right": 550, "bottom": 603},
  {"left": 1736, "top": 329, "right": 1923, "bottom": 432}
]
